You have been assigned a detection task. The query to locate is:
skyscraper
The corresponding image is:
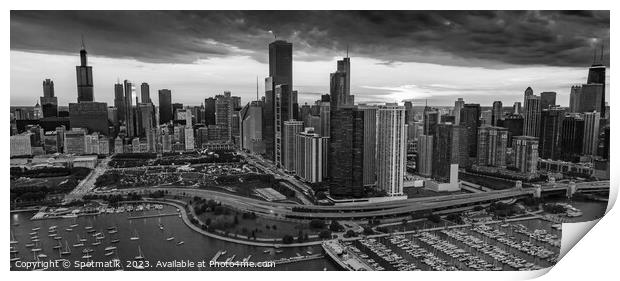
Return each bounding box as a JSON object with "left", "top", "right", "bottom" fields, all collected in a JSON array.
[
  {"left": 269, "top": 40, "right": 293, "bottom": 91},
  {"left": 295, "top": 128, "right": 327, "bottom": 183},
  {"left": 460, "top": 104, "right": 481, "bottom": 158},
  {"left": 215, "top": 92, "right": 233, "bottom": 141},
  {"left": 140, "top": 82, "right": 151, "bottom": 103},
  {"left": 123, "top": 80, "right": 135, "bottom": 138},
  {"left": 114, "top": 82, "right": 125, "bottom": 124},
  {"left": 274, "top": 85, "right": 290, "bottom": 167},
  {"left": 582, "top": 111, "right": 601, "bottom": 156},
  {"left": 476, "top": 125, "right": 508, "bottom": 167},
  {"left": 282, "top": 120, "right": 304, "bottom": 172},
  {"left": 491, "top": 101, "right": 503, "bottom": 126},
  {"left": 523, "top": 86, "right": 533, "bottom": 107},
  {"left": 523, "top": 95, "right": 541, "bottom": 137},
  {"left": 587, "top": 54, "right": 606, "bottom": 117},
  {"left": 538, "top": 107, "right": 565, "bottom": 160},
  {"left": 76, "top": 39, "right": 94, "bottom": 103},
  {"left": 453, "top": 98, "right": 464, "bottom": 124},
  {"left": 69, "top": 102, "right": 109, "bottom": 136},
  {"left": 498, "top": 114, "right": 523, "bottom": 147},
  {"left": 329, "top": 107, "right": 365, "bottom": 198},
  {"left": 262, "top": 77, "right": 275, "bottom": 161},
  {"left": 240, "top": 101, "right": 264, "bottom": 154},
  {"left": 423, "top": 110, "right": 439, "bottom": 136},
  {"left": 540, "top": 92, "right": 557, "bottom": 110},
  {"left": 376, "top": 104, "right": 406, "bottom": 196},
  {"left": 319, "top": 101, "right": 330, "bottom": 137},
  {"left": 560, "top": 113, "right": 584, "bottom": 162},
  {"left": 417, "top": 135, "right": 434, "bottom": 177},
  {"left": 40, "top": 79, "right": 58, "bottom": 117},
  {"left": 204, "top": 97, "right": 216, "bottom": 125},
  {"left": 158, "top": 89, "right": 172, "bottom": 124},
  {"left": 432, "top": 123, "right": 457, "bottom": 182},
  {"left": 513, "top": 102, "right": 522, "bottom": 115},
  {"left": 359, "top": 105, "right": 377, "bottom": 187},
  {"left": 330, "top": 57, "right": 353, "bottom": 107},
  {"left": 404, "top": 101, "right": 415, "bottom": 124},
  {"left": 512, "top": 136, "right": 539, "bottom": 175}
]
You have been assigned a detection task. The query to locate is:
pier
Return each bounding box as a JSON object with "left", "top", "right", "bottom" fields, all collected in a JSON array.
[
  {"left": 272, "top": 253, "right": 325, "bottom": 265},
  {"left": 127, "top": 212, "right": 179, "bottom": 220}
]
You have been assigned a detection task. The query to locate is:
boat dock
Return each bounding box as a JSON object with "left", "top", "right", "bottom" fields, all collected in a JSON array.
[
  {"left": 273, "top": 253, "right": 324, "bottom": 265},
  {"left": 127, "top": 213, "right": 179, "bottom": 220}
]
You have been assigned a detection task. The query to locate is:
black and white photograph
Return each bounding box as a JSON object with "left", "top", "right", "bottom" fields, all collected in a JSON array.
[{"left": 7, "top": 5, "right": 614, "bottom": 275}]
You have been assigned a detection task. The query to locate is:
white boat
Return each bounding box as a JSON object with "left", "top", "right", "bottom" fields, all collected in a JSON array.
[
  {"left": 60, "top": 241, "right": 71, "bottom": 255},
  {"left": 38, "top": 253, "right": 47, "bottom": 259},
  {"left": 176, "top": 241, "right": 184, "bottom": 246},
  {"left": 105, "top": 246, "right": 117, "bottom": 251},
  {"left": 135, "top": 246, "right": 144, "bottom": 260},
  {"left": 82, "top": 254, "right": 92, "bottom": 259},
  {"left": 32, "top": 227, "right": 40, "bottom": 231},
  {"left": 104, "top": 251, "right": 115, "bottom": 256},
  {"left": 92, "top": 241, "right": 101, "bottom": 246},
  {"left": 10, "top": 232, "right": 18, "bottom": 244},
  {"left": 166, "top": 236, "right": 175, "bottom": 241},
  {"left": 130, "top": 230, "right": 140, "bottom": 241}
]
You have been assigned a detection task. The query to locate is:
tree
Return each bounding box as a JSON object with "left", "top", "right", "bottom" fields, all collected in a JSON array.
[
  {"left": 329, "top": 220, "right": 343, "bottom": 232},
  {"left": 309, "top": 219, "right": 325, "bottom": 229},
  {"left": 344, "top": 230, "right": 357, "bottom": 238},
  {"left": 318, "top": 230, "right": 332, "bottom": 239},
  {"left": 282, "top": 235, "right": 294, "bottom": 244}
]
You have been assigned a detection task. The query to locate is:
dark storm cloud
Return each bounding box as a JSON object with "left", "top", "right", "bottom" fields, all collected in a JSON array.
[{"left": 11, "top": 10, "right": 609, "bottom": 67}]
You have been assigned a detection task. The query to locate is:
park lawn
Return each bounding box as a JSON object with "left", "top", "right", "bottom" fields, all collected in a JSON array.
[{"left": 190, "top": 201, "right": 320, "bottom": 239}]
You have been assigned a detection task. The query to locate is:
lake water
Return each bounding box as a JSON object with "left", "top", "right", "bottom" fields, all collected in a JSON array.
[{"left": 10, "top": 205, "right": 337, "bottom": 271}]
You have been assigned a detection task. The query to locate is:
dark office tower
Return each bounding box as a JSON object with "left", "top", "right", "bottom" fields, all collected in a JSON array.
[
  {"left": 330, "top": 57, "right": 353, "bottom": 108},
  {"left": 136, "top": 103, "right": 154, "bottom": 138},
  {"left": 40, "top": 79, "right": 58, "bottom": 117},
  {"left": 538, "top": 107, "right": 565, "bottom": 160},
  {"left": 404, "top": 101, "right": 414, "bottom": 124},
  {"left": 319, "top": 101, "right": 330, "bottom": 137},
  {"left": 140, "top": 83, "right": 151, "bottom": 103},
  {"left": 269, "top": 40, "right": 293, "bottom": 91},
  {"left": 358, "top": 105, "right": 377, "bottom": 187},
  {"left": 204, "top": 97, "right": 216, "bottom": 125},
  {"left": 460, "top": 104, "right": 481, "bottom": 158},
  {"left": 215, "top": 94, "right": 233, "bottom": 141},
  {"left": 113, "top": 82, "right": 124, "bottom": 122},
  {"left": 513, "top": 102, "right": 522, "bottom": 115},
  {"left": 523, "top": 86, "right": 533, "bottom": 106},
  {"left": 432, "top": 123, "right": 455, "bottom": 182},
  {"left": 122, "top": 80, "right": 135, "bottom": 138},
  {"left": 300, "top": 103, "right": 312, "bottom": 127},
  {"left": 275, "top": 85, "right": 295, "bottom": 167},
  {"left": 329, "top": 107, "right": 365, "bottom": 198},
  {"left": 158, "top": 89, "right": 173, "bottom": 124},
  {"left": 76, "top": 39, "right": 94, "bottom": 103},
  {"left": 498, "top": 114, "right": 523, "bottom": 147},
  {"left": 540, "top": 92, "right": 557, "bottom": 110},
  {"left": 560, "top": 114, "right": 584, "bottom": 162},
  {"left": 262, "top": 77, "right": 276, "bottom": 161},
  {"left": 423, "top": 110, "right": 439, "bottom": 136},
  {"left": 523, "top": 95, "right": 541, "bottom": 137},
  {"left": 587, "top": 55, "right": 606, "bottom": 117},
  {"left": 491, "top": 101, "right": 503, "bottom": 126},
  {"left": 569, "top": 86, "right": 581, "bottom": 113},
  {"left": 69, "top": 102, "right": 109, "bottom": 136}
]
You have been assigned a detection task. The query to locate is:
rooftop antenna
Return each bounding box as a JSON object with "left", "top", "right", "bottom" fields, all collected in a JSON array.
[
  {"left": 256, "top": 76, "right": 259, "bottom": 102},
  {"left": 81, "top": 34, "right": 85, "bottom": 49},
  {"left": 346, "top": 44, "right": 349, "bottom": 58},
  {"left": 600, "top": 43, "right": 604, "bottom": 63}
]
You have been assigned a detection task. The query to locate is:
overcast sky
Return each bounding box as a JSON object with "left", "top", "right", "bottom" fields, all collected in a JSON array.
[{"left": 10, "top": 10, "right": 610, "bottom": 107}]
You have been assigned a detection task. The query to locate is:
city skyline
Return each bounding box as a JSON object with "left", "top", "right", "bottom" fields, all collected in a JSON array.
[{"left": 11, "top": 11, "right": 610, "bottom": 107}]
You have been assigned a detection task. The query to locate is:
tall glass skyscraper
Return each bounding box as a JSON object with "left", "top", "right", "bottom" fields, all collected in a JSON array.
[{"left": 76, "top": 39, "right": 94, "bottom": 103}]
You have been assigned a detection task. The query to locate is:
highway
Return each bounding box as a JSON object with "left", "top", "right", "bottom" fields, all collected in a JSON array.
[
  {"left": 65, "top": 156, "right": 111, "bottom": 202},
  {"left": 93, "top": 186, "right": 534, "bottom": 221}
]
